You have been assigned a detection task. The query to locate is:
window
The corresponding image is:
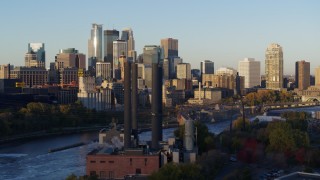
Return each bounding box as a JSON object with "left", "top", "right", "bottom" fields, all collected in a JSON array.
[
  {"left": 100, "top": 171, "right": 106, "bottom": 178},
  {"left": 130, "top": 158, "right": 132, "bottom": 165},
  {"left": 90, "top": 160, "right": 96, "bottom": 163},
  {"left": 144, "top": 158, "right": 147, "bottom": 166},
  {"left": 100, "top": 161, "right": 106, "bottom": 163},
  {"left": 136, "top": 168, "right": 141, "bottom": 174},
  {"left": 109, "top": 171, "right": 114, "bottom": 179}
]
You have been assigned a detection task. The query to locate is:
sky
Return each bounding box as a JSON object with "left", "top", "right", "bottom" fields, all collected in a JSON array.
[{"left": 0, "top": 0, "right": 319, "bottom": 75}]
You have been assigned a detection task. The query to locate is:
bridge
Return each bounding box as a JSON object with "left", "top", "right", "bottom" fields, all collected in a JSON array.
[
  {"left": 262, "top": 101, "right": 319, "bottom": 111},
  {"left": 302, "top": 96, "right": 320, "bottom": 102}
]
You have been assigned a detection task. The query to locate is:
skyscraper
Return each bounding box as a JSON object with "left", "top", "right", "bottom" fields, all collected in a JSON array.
[
  {"left": 160, "top": 38, "right": 178, "bottom": 58},
  {"left": 121, "top": 28, "right": 136, "bottom": 61},
  {"left": 200, "top": 60, "right": 214, "bottom": 74},
  {"left": 176, "top": 63, "right": 191, "bottom": 80},
  {"left": 113, "top": 40, "right": 127, "bottom": 79},
  {"left": 96, "top": 62, "right": 112, "bottom": 83},
  {"left": 265, "top": 43, "right": 283, "bottom": 90},
  {"left": 104, "top": 29, "right": 119, "bottom": 65},
  {"left": 88, "top": 24, "right": 103, "bottom": 62},
  {"left": 25, "top": 43, "right": 45, "bottom": 68},
  {"left": 143, "top": 45, "right": 164, "bottom": 88},
  {"left": 295, "top": 60, "right": 310, "bottom": 90},
  {"left": 238, "top": 58, "right": 260, "bottom": 88},
  {"left": 315, "top": 66, "right": 320, "bottom": 86}
]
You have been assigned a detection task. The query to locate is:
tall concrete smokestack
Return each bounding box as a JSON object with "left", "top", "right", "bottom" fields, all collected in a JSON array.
[
  {"left": 124, "top": 59, "right": 132, "bottom": 149},
  {"left": 131, "top": 62, "right": 138, "bottom": 139},
  {"left": 151, "top": 63, "right": 163, "bottom": 149}
]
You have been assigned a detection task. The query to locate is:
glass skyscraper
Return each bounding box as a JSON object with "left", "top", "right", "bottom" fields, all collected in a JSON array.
[
  {"left": 25, "top": 43, "right": 45, "bottom": 68},
  {"left": 88, "top": 23, "right": 103, "bottom": 62}
]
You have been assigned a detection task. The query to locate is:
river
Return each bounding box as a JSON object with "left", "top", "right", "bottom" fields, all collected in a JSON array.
[{"left": 0, "top": 120, "right": 231, "bottom": 180}]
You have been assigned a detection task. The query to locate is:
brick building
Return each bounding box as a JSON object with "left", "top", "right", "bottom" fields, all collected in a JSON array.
[{"left": 86, "top": 148, "right": 159, "bottom": 179}]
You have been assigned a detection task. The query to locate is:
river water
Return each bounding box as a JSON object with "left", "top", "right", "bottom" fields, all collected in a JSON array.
[
  {"left": 2, "top": 106, "right": 319, "bottom": 180},
  {"left": 0, "top": 120, "right": 231, "bottom": 180}
]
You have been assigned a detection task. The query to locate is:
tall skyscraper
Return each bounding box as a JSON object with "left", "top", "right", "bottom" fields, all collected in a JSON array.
[
  {"left": 121, "top": 28, "right": 136, "bottom": 61},
  {"left": 295, "top": 60, "right": 310, "bottom": 90},
  {"left": 104, "top": 29, "right": 119, "bottom": 65},
  {"left": 25, "top": 43, "right": 45, "bottom": 68},
  {"left": 200, "top": 60, "right": 214, "bottom": 74},
  {"left": 96, "top": 62, "right": 112, "bottom": 83},
  {"left": 315, "top": 66, "right": 320, "bottom": 86},
  {"left": 113, "top": 40, "right": 127, "bottom": 79},
  {"left": 143, "top": 45, "right": 164, "bottom": 88},
  {"left": 176, "top": 63, "right": 191, "bottom": 80},
  {"left": 265, "top": 43, "right": 283, "bottom": 90},
  {"left": 238, "top": 58, "right": 260, "bottom": 88},
  {"left": 88, "top": 24, "right": 103, "bottom": 62},
  {"left": 160, "top": 38, "right": 178, "bottom": 58}
]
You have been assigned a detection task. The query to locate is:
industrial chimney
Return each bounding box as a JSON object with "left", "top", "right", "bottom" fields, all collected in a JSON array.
[{"left": 124, "top": 58, "right": 132, "bottom": 149}]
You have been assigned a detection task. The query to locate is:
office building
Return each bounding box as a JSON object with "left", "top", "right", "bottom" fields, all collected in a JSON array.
[
  {"left": 163, "top": 59, "right": 170, "bottom": 80},
  {"left": 315, "top": 66, "right": 320, "bottom": 86},
  {"left": 295, "top": 60, "right": 310, "bottom": 90},
  {"left": 104, "top": 29, "right": 119, "bottom": 63},
  {"left": 265, "top": 43, "right": 283, "bottom": 90},
  {"left": 143, "top": 45, "right": 163, "bottom": 88},
  {"left": 59, "top": 67, "right": 79, "bottom": 85},
  {"left": 161, "top": 38, "right": 178, "bottom": 58},
  {"left": 202, "top": 74, "right": 235, "bottom": 90},
  {"left": 88, "top": 23, "right": 103, "bottom": 62},
  {"left": 25, "top": 43, "right": 45, "bottom": 68},
  {"left": 96, "top": 62, "right": 112, "bottom": 83},
  {"left": 10, "top": 67, "right": 48, "bottom": 87},
  {"left": 0, "top": 64, "right": 11, "bottom": 79},
  {"left": 200, "top": 60, "right": 214, "bottom": 74},
  {"left": 170, "top": 57, "right": 183, "bottom": 78},
  {"left": 113, "top": 40, "right": 127, "bottom": 79},
  {"left": 121, "top": 28, "right": 136, "bottom": 61},
  {"left": 238, "top": 58, "right": 260, "bottom": 88},
  {"left": 176, "top": 63, "right": 191, "bottom": 80},
  {"left": 55, "top": 48, "right": 86, "bottom": 69}
]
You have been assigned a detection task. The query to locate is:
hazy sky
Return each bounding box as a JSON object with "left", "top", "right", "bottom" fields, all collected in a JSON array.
[{"left": 0, "top": 0, "right": 319, "bottom": 74}]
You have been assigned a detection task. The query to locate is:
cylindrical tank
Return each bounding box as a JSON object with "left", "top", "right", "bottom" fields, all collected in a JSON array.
[{"left": 184, "top": 119, "right": 194, "bottom": 151}]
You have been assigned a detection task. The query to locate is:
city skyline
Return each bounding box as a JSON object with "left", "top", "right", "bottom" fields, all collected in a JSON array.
[{"left": 0, "top": 0, "right": 319, "bottom": 74}]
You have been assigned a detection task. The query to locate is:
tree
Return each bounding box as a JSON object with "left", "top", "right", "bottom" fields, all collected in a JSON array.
[{"left": 232, "top": 117, "right": 250, "bottom": 131}]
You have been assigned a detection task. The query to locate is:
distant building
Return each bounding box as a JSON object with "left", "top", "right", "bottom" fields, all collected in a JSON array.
[
  {"left": 59, "top": 68, "right": 78, "bottom": 85},
  {"left": 10, "top": 67, "right": 48, "bottom": 87},
  {"left": 113, "top": 40, "right": 127, "bottom": 79},
  {"left": 315, "top": 66, "right": 320, "bottom": 86},
  {"left": 25, "top": 43, "right": 45, "bottom": 68},
  {"left": 176, "top": 63, "right": 191, "bottom": 80},
  {"left": 202, "top": 74, "right": 235, "bottom": 90},
  {"left": 55, "top": 48, "right": 86, "bottom": 70},
  {"left": 88, "top": 24, "right": 103, "bottom": 62},
  {"left": 143, "top": 45, "right": 163, "bottom": 88},
  {"left": 295, "top": 60, "right": 310, "bottom": 90},
  {"left": 161, "top": 38, "right": 178, "bottom": 58},
  {"left": 200, "top": 60, "right": 214, "bottom": 74},
  {"left": 163, "top": 59, "right": 170, "bottom": 80},
  {"left": 170, "top": 57, "right": 183, "bottom": 79},
  {"left": 265, "top": 43, "right": 283, "bottom": 90},
  {"left": 0, "top": 64, "right": 11, "bottom": 79},
  {"left": 104, "top": 29, "right": 119, "bottom": 71},
  {"left": 238, "top": 58, "right": 260, "bottom": 88},
  {"left": 96, "top": 62, "right": 112, "bottom": 84},
  {"left": 121, "top": 28, "right": 136, "bottom": 61},
  {"left": 216, "top": 67, "right": 237, "bottom": 76}
]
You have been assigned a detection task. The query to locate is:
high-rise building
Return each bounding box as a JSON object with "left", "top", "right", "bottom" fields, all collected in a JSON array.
[
  {"left": 238, "top": 58, "right": 260, "bottom": 88},
  {"left": 0, "top": 64, "right": 11, "bottom": 79},
  {"left": 202, "top": 74, "right": 235, "bottom": 90},
  {"left": 170, "top": 57, "right": 183, "bottom": 79},
  {"left": 96, "top": 62, "right": 112, "bottom": 83},
  {"left": 10, "top": 67, "right": 48, "bottom": 87},
  {"left": 163, "top": 59, "right": 170, "bottom": 80},
  {"left": 160, "top": 38, "right": 178, "bottom": 58},
  {"left": 55, "top": 48, "right": 86, "bottom": 69},
  {"left": 25, "top": 43, "right": 45, "bottom": 68},
  {"left": 295, "top": 60, "right": 310, "bottom": 90},
  {"left": 176, "top": 63, "right": 191, "bottom": 80},
  {"left": 121, "top": 28, "right": 136, "bottom": 61},
  {"left": 113, "top": 40, "right": 127, "bottom": 79},
  {"left": 315, "top": 66, "right": 320, "bottom": 86},
  {"left": 88, "top": 24, "right": 103, "bottom": 62},
  {"left": 104, "top": 29, "right": 119, "bottom": 74},
  {"left": 265, "top": 43, "right": 283, "bottom": 90},
  {"left": 142, "top": 45, "right": 164, "bottom": 88},
  {"left": 200, "top": 60, "right": 214, "bottom": 74}
]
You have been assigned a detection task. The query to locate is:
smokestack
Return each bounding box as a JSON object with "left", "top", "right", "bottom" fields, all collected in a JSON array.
[
  {"left": 124, "top": 59, "right": 132, "bottom": 149},
  {"left": 199, "top": 82, "right": 201, "bottom": 101},
  {"left": 131, "top": 62, "right": 138, "bottom": 140},
  {"left": 151, "top": 63, "right": 163, "bottom": 149}
]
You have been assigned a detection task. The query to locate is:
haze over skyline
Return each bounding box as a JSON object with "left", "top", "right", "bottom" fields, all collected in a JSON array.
[{"left": 0, "top": 0, "right": 319, "bottom": 74}]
